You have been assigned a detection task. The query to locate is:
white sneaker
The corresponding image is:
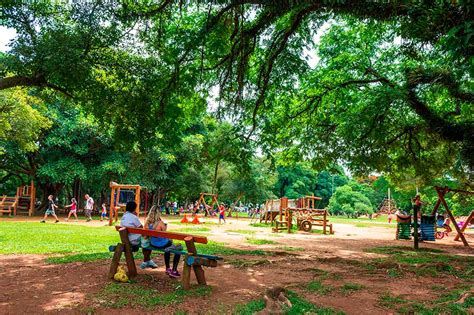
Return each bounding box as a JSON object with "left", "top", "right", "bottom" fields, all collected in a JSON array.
[{"left": 148, "top": 260, "right": 158, "bottom": 269}]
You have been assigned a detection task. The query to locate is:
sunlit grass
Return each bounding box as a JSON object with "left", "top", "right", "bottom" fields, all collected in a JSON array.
[
  {"left": 0, "top": 222, "right": 271, "bottom": 264},
  {"left": 98, "top": 282, "right": 212, "bottom": 309},
  {"left": 234, "top": 290, "right": 343, "bottom": 314},
  {"left": 0, "top": 221, "right": 117, "bottom": 255},
  {"left": 227, "top": 229, "right": 256, "bottom": 235},
  {"left": 245, "top": 238, "right": 278, "bottom": 245}
]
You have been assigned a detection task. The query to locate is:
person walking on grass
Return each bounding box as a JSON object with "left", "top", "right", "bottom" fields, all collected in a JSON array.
[
  {"left": 84, "top": 194, "right": 94, "bottom": 222},
  {"left": 218, "top": 203, "right": 226, "bottom": 224},
  {"left": 65, "top": 198, "right": 78, "bottom": 221},
  {"left": 41, "top": 195, "right": 59, "bottom": 223}
]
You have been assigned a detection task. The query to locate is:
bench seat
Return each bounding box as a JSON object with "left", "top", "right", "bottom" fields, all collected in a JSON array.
[{"left": 108, "top": 244, "right": 222, "bottom": 261}]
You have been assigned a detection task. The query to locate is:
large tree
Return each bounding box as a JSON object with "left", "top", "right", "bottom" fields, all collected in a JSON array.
[{"left": 1, "top": 1, "right": 472, "bottom": 184}]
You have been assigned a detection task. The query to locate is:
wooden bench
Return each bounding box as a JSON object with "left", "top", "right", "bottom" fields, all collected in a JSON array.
[{"left": 108, "top": 226, "right": 222, "bottom": 289}]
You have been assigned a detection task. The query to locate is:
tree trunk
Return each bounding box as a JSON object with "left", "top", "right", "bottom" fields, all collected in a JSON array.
[
  {"left": 212, "top": 160, "right": 220, "bottom": 194},
  {"left": 156, "top": 187, "right": 161, "bottom": 207}
]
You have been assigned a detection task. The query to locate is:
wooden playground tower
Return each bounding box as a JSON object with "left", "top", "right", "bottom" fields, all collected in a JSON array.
[
  {"left": 377, "top": 188, "right": 398, "bottom": 214},
  {"left": 266, "top": 195, "right": 333, "bottom": 234},
  {"left": 109, "top": 182, "right": 141, "bottom": 226},
  {"left": 0, "top": 180, "right": 36, "bottom": 216},
  {"left": 431, "top": 186, "right": 473, "bottom": 247},
  {"left": 196, "top": 192, "right": 219, "bottom": 216}
]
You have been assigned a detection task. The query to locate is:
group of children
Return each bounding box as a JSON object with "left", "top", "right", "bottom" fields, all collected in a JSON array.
[
  {"left": 121, "top": 201, "right": 182, "bottom": 278},
  {"left": 41, "top": 195, "right": 109, "bottom": 223}
]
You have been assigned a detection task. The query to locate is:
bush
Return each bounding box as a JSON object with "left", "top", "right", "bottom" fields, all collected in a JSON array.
[{"left": 328, "top": 185, "right": 374, "bottom": 217}]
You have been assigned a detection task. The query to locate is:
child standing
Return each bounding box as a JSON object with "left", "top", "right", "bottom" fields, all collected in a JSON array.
[
  {"left": 100, "top": 203, "right": 108, "bottom": 222},
  {"left": 41, "top": 195, "right": 59, "bottom": 223},
  {"left": 218, "top": 203, "right": 226, "bottom": 224},
  {"left": 443, "top": 216, "right": 452, "bottom": 233},
  {"left": 65, "top": 198, "right": 78, "bottom": 221}
]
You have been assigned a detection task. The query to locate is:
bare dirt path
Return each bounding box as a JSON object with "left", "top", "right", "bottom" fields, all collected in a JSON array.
[{"left": 1, "top": 216, "right": 473, "bottom": 314}]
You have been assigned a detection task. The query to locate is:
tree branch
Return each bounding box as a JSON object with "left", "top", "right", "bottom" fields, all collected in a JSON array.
[{"left": 0, "top": 75, "right": 72, "bottom": 97}]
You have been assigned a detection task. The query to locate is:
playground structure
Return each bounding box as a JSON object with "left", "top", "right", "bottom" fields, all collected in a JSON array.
[
  {"left": 262, "top": 195, "right": 333, "bottom": 234},
  {"left": 430, "top": 186, "right": 472, "bottom": 247},
  {"left": 0, "top": 181, "right": 36, "bottom": 216},
  {"left": 109, "top": 182, "right": 141, "bottom": 226},
  {"left": 260, "top": 198, "right": 283, "bottom": 224},
  {"left": 196, "top": 192, "right": 219, "bottom": 216},
  {"left": 454, "top": 210, "right": 474, "bottom": 242},
  {"left": 226, "top": 192, "right": 244, "bottom": 217},
  {"left": 395, "top": 186, "right": 472, "bottom": 247},
  {"left": 377, "top": 188, "right": 399, "bottom": 214}
]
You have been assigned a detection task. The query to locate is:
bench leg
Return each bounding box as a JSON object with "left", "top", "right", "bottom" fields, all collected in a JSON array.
[
  {"left": 108, "top": 243, "right": 123, "bottom": 279},
  {"left": 193, "top": 265, "right": 206, "bottom": 285},
  {"left": 182, "top": 256, "right": 191, "bottom": 290},
  {"left": 119, "top": 229, "right": 137, "bottom": 277}
]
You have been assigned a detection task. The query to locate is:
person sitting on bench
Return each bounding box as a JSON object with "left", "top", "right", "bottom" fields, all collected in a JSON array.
[
  {"left": 144, "top": 206, "right": 182, "bottom": 278},
  {"left": 120, "top": 201, "right": 156, "bottom": 268}
]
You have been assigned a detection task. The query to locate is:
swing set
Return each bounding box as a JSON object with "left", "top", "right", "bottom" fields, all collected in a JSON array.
[
  {"left": 227, "top": 192, "right": 244, "bottom": 217},
  {"left": 109, "top": 182, "right": 141, "bottom": 226},
  {"left": 430, "top": 186, "right": 473, "bottom": 247},
  {"left": 196, "top": 193, "right": 219, "bottom": 216}
]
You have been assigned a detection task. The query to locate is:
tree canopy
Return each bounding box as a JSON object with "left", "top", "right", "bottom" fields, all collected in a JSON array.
[{"left": 0, "top": 1, "right": 472, "bottom": 212}]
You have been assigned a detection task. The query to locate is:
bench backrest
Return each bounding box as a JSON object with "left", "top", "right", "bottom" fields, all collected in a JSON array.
[{"left": 116, "top": 226, "right": 208, "bottom": 244}]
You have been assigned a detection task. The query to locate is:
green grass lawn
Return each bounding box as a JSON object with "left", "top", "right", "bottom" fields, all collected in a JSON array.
[
  {"left": 0, "top": 221, "right": 270, "bottom": 264},
  {"left": 0, "top": 221, "right": 117, "bottom": 255},
  {"left": 329, "top": 215, "right": 396, "bottom": 228}
]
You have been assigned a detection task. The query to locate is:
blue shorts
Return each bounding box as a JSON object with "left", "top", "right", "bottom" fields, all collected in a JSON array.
[
  {"left": 101, "top": 212, "right": 107, "bottom": 217},
  {"left": 219, "top": 214, "right": 225, "bottom": 219}
]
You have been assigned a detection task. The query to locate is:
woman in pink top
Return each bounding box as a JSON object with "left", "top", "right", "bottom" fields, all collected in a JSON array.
[{"left": 65, "top": 198, "right": 78, "bottom": 221}]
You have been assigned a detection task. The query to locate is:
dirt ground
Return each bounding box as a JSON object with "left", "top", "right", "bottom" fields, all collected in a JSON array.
[{"left": 1, "top": 216, "right": 473, "bottom": 314}]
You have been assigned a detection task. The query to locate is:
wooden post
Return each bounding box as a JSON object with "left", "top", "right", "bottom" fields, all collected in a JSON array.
[
  {"left": 280, "top": 197, "right": 288, "bottom": 222},
  {"left": 119, "top": 228, "right": 137, "bottom": 277},
  {"left": 135, "top": 186, "right": 141, "bottom": 217},
  {"left": 182, "top": 256, "right": 192, "bottom": 290},
  {"left": 108, "top": 243, "right": 123, "bottom": 279},
  {"left": 431, "top": 198, "right": 442, "bottom": 216},
  {"left": 13, "top": 193, "right": 18, "bottom": 216},
  {"left": 323, "top": 210, "right": 327, "bottom": 235},
  {"left": 413, "top": 203, "right": 419, "bottom": 250},
  {"left": 454, "top": 210, "right": 474, "bottom": 242},
  {"left": 114, "top": 187, "right": 120, "bottom": 222},
  {"left": 287, "top": 209, "right": 292, "bottom": 233},
  {"left": 109, "top": 187, "right": 115, "bottom": 226},
  {"left": 29, "top": 180, "right": 35, "bottom": 216},
  {"left": 437, "top": 188, "right": 469, "bottom": 246}
]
